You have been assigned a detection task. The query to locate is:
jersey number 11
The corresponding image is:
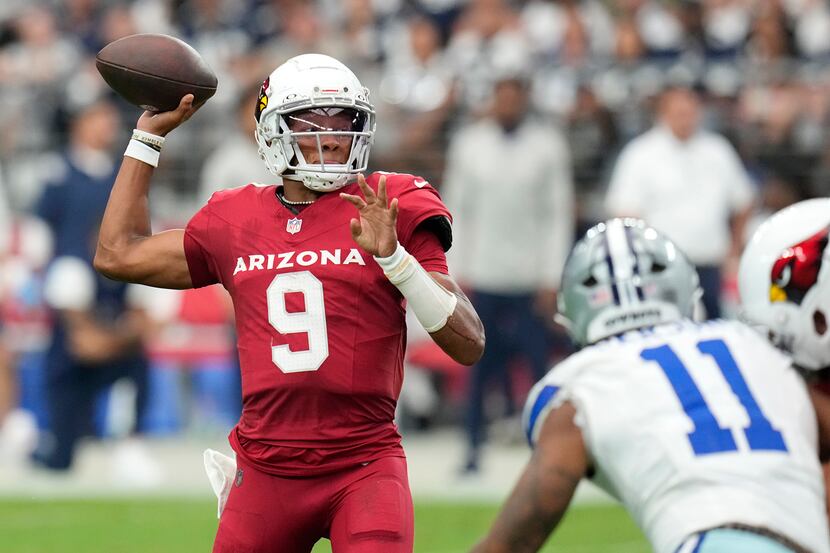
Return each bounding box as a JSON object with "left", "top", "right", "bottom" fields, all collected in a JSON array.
[{"left": 641, "top": 339, "right": 788, "bottom": 456}]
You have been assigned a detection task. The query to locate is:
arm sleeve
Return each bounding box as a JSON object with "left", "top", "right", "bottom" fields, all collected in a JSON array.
[{"left": 184, "top": 205, "right": 221, "bottom": 288}]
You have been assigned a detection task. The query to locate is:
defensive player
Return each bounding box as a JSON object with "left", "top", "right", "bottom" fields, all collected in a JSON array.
[
  {"left": 471, "top": 218, "right": 830, "bottom": 553},
  {"left": 94, "top": 54, "right": 485, "bottom": 553},
  {"left": 738, "top": 198, "right": 830, "bottom": 518}
]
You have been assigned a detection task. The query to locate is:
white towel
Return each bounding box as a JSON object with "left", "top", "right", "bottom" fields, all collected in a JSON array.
[{"left": 203, "top": 449, "right": 237, "bottom": 519}]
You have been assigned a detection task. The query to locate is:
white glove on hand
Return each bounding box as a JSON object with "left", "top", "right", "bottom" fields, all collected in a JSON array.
[{"left": 203, "top": 448, "right": 237, "bottom": 519}]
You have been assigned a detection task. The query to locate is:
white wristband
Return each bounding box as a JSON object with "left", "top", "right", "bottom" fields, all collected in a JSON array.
[
  {"left": 375, "top": 243, "right": 458, "bottom": 333},
  {"left": 131, "top": 129, "right": 165, "bottom": 150},
  {"left": 124, "top": 139, "right": 160, "bottom": 167}
]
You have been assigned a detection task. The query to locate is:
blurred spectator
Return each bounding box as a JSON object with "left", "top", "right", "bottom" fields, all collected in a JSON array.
[
  {"left": 30, "top": 100, "right": 151, "bottom": 474},
  {"left": 373, "top": 15, "right": 456, "bottom": 184},
  {"left": 792, "top": 0, "right": 830, "bottom": 59},
  {"left": 340, "top": 0, "right": 383, "bottom": 66},
  {"left": 702, "top": 0, "right": 751, "bottom": 59},
  {"left": 0, "top": 330, "right": 34, "bottom": 467},
  {"left": 443, "top": 75, "right": 574, "bottom": 474},
  {"left": 614, "top": 13, "right": 646, "bottom": 63},
  {"left": 0, "top": 338, "right": 12, "bottom": 426},
  {"left": 59, "top": 0, "right": 105, "bottom": 55},
  {"left": 0, "top": 214, "right": 51, "bottom": 465},
  {"left": 627, "top": 0, "right": 687, "bottom": 60},
  {"left": 745, "top": 1, "right": 795, "bottom": 68},
  {"left": 520, "top": 0, "right": 614, "bottom": 62},
  {"left": 35, "top": 100, "right": 121, "bottom": 259},
  {"left": 446, "top": 0, "right": 528, "bottom": 112},
  {"left": 0, "top": 165, "right": 49, "bottom": 464},
  {"left": 0, "top": 5, "right": 82, "bottom": 157},
  {"left": 97, "top": 3, "right": 141, "bottom": 47},
  {"left": 605, "top": 85, "right": 755, "bottom": 319},
  {"left": 198, "top": 84, "right": 275, "bottom": 204},
  {"left": 260, "top": 2, "right": 344, "bottom": 67},
  {"left": 138, "top": 285, "right": 240, "bottom": 436},
  {"left": 0, "top": 207, "right": 13, "bottom": 423},
  {"left": 567, "top": 86, "right": 619, "bottom": 195},
  {"left": 737, "top": 75, "right": 827, "bottom": 198}
]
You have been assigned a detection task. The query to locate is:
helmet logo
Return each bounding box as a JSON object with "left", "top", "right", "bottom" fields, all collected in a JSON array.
[
  {"left": 255, "top": 77, "right": 270, "bottom": 122},
  {"left": 770, "top": 227, "right": 829, "bottom": 304}
]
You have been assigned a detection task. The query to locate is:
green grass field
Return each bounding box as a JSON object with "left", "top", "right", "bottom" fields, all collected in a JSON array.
[{"left": 0, "top": 498, "right": 648, "bottom": 553}]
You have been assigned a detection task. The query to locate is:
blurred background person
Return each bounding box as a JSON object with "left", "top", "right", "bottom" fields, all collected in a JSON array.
[
  {"left": 29, "top": 99, "right": 154, "bottom": 479},
  {"left": 0, "top": 213, "right": 51, "bottom": 466},
  {"left": 0, "top": 336, "right": 12, "bottom": 437},
  {"left": 446, "top": 0, "right": 527, "bottom": 114},
  {"left": 197, "top": 83, "right": 275, "bottom": 204},
  {"left": 605, "top": 85, "right": 755, "bottom": 320},
  {"left": 372, "top": 15, "right": 457, "bottom": 187},
  {"left": 443, "top": 72, "right": 574, "bottom": 475}
]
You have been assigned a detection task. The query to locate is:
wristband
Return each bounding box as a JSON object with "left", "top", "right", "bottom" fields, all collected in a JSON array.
[
  {"left": 131, "top": 129, "right": 165, "bottom": 151},
  {"left": 124, "top": 139, "right": 161, "bottom": 167},
  {"left": 374, "top": 243, "right": 410, "bottom": 283},
  {"left": 375, "top": 243, "right": 458, "bottom": 333}
]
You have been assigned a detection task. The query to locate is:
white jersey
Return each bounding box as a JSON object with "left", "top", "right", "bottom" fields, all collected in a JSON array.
[{"left": 524, "top": 319, "right": 829, "bottom": 553}]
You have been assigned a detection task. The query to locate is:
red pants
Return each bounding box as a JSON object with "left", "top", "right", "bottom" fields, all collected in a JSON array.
[{"left": 212, "top": 455, "right": 414, "bottom": 553}]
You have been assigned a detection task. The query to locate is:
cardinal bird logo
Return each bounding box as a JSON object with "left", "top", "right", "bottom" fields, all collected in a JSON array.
[
  {"left": 769, "top": 226, "right": 829, "bottom": 305},
  {"left": 255, "top": 77, "right": 270, "bottom": 122}
]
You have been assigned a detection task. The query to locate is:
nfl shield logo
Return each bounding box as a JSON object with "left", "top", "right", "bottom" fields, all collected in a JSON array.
[{"left": 286, "top": 218, "right": 302, "bottom": 234}]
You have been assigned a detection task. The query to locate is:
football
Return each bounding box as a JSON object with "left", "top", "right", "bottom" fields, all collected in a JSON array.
[{"left": 96, "top": 34, "right": 218, "bottom": 112}]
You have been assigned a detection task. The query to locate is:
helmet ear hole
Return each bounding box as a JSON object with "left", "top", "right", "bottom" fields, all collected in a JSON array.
[{"left": 814, "top": 310, "right": 828, "bottom": 336}]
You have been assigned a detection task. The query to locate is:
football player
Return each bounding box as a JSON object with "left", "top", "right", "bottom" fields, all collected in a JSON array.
[
  {"left": 738, "top": 198, "right": 830, "bottom": 520},
  {"left": 471, "top": 218, "right": 830, "bottom": 553},
  {"left": 94, "top": 54, "right": 485, "bottom": 553}
]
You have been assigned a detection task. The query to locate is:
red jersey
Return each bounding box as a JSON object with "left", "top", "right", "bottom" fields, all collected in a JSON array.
[{"left": 183, "top": 172, "right": 451, "bottom": 476}]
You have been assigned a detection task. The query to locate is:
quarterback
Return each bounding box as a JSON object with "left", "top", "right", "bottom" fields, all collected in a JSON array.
[
  {"left": 94, "top": 54, "right": 485, "bottom": 553},
  {"left": 471, "top": 219, "right": 830, "bottom": 553}
]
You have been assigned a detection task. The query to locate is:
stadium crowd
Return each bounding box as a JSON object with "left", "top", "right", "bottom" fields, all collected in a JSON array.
[
  {"left": 1, "top": 0, "right": 830, "bottom": 476},
  {"left": 2, "top": 0, "right": 830, "bottom": 211}
]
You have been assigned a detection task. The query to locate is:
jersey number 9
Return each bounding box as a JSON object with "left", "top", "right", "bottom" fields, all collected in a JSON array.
[{"left": 267, "top": 271, "right": 329, "bottom": 373}]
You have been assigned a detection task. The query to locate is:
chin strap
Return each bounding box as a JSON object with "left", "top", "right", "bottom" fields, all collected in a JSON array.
[{"left": 374, "top": 242, "right": 457, "bottom": 333}]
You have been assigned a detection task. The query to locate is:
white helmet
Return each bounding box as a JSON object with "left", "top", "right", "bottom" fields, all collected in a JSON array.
[
  {"left": 739, "top": 198, "right": 830, "bottom": 370},
  {"left": 254, "top": 53, "right": 376, "bottom": 192}
]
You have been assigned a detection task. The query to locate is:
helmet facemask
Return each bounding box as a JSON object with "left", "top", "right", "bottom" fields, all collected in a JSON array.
[
  {"left": 253, "top": 54, "right": 377, "bottom": 192},
  {"left": 256, "top": 103, "right": 375, "bottom": 192}
]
